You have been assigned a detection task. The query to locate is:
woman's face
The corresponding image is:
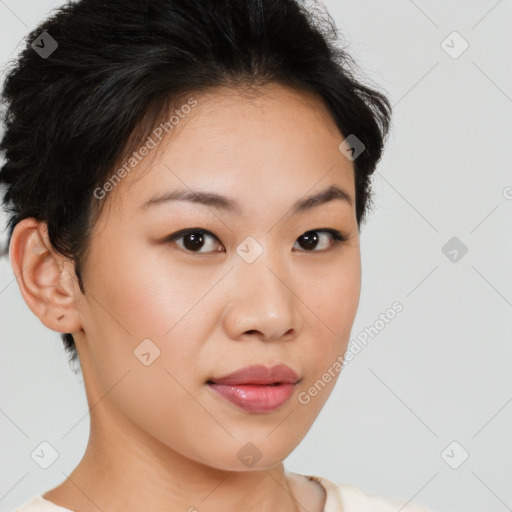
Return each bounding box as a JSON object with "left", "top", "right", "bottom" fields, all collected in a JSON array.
[{"left": 74, "top": 83, "right": 361, "bottom": 470}]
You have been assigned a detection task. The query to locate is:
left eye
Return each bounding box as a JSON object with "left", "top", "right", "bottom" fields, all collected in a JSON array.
[{"left": 166, "top": 228, "right": 347, "bottom": 254}]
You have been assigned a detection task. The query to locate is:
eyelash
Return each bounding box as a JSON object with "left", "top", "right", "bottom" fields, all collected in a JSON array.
[{"left": 164, "top": 227, "right": 349, "bottom": 254}]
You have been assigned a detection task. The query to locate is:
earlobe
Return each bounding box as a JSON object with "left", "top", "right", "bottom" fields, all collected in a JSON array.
[{"left": 9, "top": 218, "right": 83, "bottom": 334}]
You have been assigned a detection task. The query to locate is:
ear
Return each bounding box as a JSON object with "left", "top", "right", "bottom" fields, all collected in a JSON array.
[{"left": 9, "top": 218, "right": 83, "bottom": 334}]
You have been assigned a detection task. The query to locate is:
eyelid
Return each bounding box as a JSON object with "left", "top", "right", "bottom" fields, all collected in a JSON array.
[
  {"left": 166, "top": 227, "right": 219, "bottom": 241},
  {"left": 165, "top": 228, "right": 221, "bottom": 253},
  {"left": 165, "top": 227, "right": 348, "bottom": 254}
]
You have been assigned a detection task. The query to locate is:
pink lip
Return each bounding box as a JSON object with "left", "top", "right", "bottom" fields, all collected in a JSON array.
[
  {"left": 208, "top": 364, "right": 300, "bottom": 385},
  {"left": 207, "top": 364, "right": 300, "bottom": 413}
]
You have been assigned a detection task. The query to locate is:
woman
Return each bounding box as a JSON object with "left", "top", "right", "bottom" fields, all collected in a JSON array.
[{"left": 1, "top": 0, "right": 434, "bottom": 510}]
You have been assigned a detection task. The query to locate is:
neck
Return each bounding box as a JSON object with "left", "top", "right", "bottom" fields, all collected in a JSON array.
[{"left": 45, "top": 406, "right": 302, "bottom": 512}]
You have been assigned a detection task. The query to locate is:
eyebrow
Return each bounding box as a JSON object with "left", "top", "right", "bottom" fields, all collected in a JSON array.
[{"left": 139, "top": 183, "right": 353, "bottom": 214}]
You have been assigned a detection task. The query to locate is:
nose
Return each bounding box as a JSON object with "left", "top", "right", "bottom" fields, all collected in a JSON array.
[{"left": 221, "top": 250, "right": 303, "bottom": 342}]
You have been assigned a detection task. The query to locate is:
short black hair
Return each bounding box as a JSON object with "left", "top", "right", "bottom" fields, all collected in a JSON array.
[{"left": 0, "top": 0, "right": 392, "bottom": 370}]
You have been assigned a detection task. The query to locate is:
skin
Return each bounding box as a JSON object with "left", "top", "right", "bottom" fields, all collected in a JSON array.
[{"left": 10, "top": 83, "right": 361, "bottom": 512}]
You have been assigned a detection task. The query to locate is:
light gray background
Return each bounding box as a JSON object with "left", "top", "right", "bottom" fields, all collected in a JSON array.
[{"left": 1, "top": 1, "right": 511, "bottom": 512}]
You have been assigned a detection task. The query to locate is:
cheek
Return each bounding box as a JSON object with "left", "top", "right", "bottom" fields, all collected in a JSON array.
[
  {"left": 303, "top": 256, "right": 361, "bottom": 335},
  {"left": 89, "top": 238, "right": 199, "bottom": 339},
  {"left": 297, "top": 260, "right": 361, "bottom": 390},
  {"left": 82, "top": 238, "right": 220, "bottom": 386},
  {"left": 80, "top": 260, "right": 223, "bottom": 461}
]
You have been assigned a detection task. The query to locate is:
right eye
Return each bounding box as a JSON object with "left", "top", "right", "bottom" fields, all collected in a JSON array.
[{"left": 165, "top": 228, "right": 225, "bottom": 254}]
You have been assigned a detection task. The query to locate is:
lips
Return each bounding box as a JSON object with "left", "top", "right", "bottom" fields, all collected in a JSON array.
[
  {"left": 208, "top": 364, "right": 300, "bottom": 386},
  {"left": 207, "top": 364, "right": 301, "bottom": 413}
]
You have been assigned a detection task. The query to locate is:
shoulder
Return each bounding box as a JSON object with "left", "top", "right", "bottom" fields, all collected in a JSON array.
[
  {"left": 337, "top": 482, "right": 434, "bottom": 512},
  {"left": 11, "top": 494, "right": 72, "bottom": 512},
  {"left": 306, "top": 474, "right": 436, "bottom": 512}
]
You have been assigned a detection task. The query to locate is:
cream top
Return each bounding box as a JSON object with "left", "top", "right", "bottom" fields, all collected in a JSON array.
[{"left": 12, "top": 474, "right": 435, "bottom": 512}]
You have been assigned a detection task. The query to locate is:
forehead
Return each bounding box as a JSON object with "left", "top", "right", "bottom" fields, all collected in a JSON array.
[{"left": 105, "top": 83, "right": 355, "bottom": 220}]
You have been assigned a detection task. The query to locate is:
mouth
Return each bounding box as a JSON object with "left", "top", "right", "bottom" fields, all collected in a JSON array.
[{"left": 206, "top": 364, "right": 301, "bottom": 413}]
